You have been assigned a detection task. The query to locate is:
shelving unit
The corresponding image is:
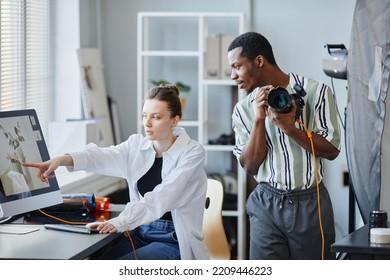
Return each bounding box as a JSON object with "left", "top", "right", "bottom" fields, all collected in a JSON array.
[{"left": 137, "top": 12, "right": 246, "bottom": 259}]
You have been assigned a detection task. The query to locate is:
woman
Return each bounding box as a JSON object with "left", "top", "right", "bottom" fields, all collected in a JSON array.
[{"left": 24, "top": 84, "right": 210, "bottom": 260}]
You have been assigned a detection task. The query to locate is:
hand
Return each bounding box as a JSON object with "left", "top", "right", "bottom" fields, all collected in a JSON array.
[
  {"left": 22, "top": 155, "right": 73, "bottom": 183},
  {"left": 87, "top": 222, "right": 118, "bottom": 234},
  {"left": 253, "top": 85, "right": 274, "bottom": 120},
  {"left": 267, "top": 100, "right": 297, "bottom": 133}
]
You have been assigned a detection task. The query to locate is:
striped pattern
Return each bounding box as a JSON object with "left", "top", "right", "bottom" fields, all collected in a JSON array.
[{"left": 232, "top": 73, "right": 341, "bottom": 190}]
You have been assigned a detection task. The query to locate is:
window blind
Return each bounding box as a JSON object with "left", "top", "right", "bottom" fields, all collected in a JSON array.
[{"left": 0, "top": 0, "right": 51, "bottom": 134}]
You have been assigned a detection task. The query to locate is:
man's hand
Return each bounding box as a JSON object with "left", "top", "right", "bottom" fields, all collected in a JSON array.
[
  {"left": 253, "top": 85, "right": 274, "bottom": 120},
  {"left": 266, "top": 100, "right": 297, "bottom": 133}
]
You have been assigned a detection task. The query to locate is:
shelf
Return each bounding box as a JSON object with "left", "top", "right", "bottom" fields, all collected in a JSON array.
[
  {"left": 140, "top": 50, "right": 200, "bottom": 57},
  {"left": 204, "top": 144, "right": 234, "bottom": 151},
  {"left": 202, "top": 79, "right": 236, "bottom": 86},
  {"left": 222, "top": 210, "right": 240, "bottom": 217},
  {"left": 138, "top": 12, "right": 245, "bottom": 17},
  {"left": 178, "top": 120, "right": 200, "bottom": 127}
]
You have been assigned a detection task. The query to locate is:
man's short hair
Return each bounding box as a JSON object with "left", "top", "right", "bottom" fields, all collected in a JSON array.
[{"left": 228, "top": 32, "right": 277, "bottom": 65}]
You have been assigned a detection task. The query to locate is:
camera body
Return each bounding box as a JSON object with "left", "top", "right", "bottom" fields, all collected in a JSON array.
[{"left": 267, "top": 84, "right": 306, "bottom": 119}]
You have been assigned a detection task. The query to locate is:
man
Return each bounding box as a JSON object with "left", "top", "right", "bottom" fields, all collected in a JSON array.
[{"left": 228, "top": 32, "right": 341, "bottom": 260}]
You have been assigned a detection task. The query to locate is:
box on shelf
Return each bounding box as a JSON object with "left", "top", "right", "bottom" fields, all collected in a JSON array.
[
  {"left": 220, "top": 36, "right": 235, "bottom": 80},
  {"left": 204, "top": 35, "right": 236, "bottom": 80},
  {"left": 205, "top": 35, "right": 221, "bottom": 79}
]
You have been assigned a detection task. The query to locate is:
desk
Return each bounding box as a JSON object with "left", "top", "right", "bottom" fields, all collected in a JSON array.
[
  {"left": 0, "top": 204, "right": 126, "bottom": 260},
  {"left": 331, "top": 222, "right": 390, "bottom": 260}
]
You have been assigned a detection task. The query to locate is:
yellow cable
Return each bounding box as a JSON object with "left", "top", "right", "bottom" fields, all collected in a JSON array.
[{"left": 297, "top": 119, "right": 325, "bottom": 260}]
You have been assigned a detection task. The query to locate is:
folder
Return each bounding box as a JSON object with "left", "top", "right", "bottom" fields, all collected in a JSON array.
[
  {"left": 205, "top": 35, "right": 221, "bottom": 79},
  {"left": 220, "top": 36, "right": 235, "bottom": 80}
]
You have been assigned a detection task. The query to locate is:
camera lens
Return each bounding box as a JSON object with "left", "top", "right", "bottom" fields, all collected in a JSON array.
[
  {"left": 268, "top": 87, "right": 292, "bottom": 113},
  {"left": 369, "top": 210, "right": 388, "bottom": 229}
]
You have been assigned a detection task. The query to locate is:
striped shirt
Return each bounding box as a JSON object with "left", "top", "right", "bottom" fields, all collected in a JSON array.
[{"left": 232, "top": 73, "right": 341, "bottom": 190}]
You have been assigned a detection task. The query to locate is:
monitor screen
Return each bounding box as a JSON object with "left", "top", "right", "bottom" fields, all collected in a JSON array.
[{"left": 0, "top": 109, "right": 63, "bottom": 220}]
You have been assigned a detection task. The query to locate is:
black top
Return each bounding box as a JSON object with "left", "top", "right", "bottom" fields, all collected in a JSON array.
[{"left": 137, "top": 157, "right": 172, "bottom": 221}]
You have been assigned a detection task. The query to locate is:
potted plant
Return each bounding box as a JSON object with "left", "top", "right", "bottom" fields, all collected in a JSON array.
[{"left": 151, "top": 80, "right": 191, "bottom": 112}]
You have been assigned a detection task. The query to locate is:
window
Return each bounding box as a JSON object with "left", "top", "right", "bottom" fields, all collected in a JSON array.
[{"left": 0, "top": 0, "right": 51, "bottom": 134}]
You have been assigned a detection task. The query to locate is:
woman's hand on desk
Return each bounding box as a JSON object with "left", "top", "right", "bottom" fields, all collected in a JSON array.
[
  {"left": 22, "top": 155, "right": 74, "bottom": 183},
  {"left": 87, "top": 222, "right": 118, "bottom": 234}
]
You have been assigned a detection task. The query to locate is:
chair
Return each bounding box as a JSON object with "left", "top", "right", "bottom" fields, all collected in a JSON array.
[{"left": 202, "top": 178, "right": 231, "bottom": 260}]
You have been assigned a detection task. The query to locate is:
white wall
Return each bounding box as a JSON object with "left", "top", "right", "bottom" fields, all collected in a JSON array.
[{"left": 53, "top": 0, "right": 82, "bottom": 121}]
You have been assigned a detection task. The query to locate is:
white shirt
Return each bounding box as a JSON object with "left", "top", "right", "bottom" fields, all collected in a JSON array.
[{"left": 69, "top": 127, "right": 210, "bottom": 260}]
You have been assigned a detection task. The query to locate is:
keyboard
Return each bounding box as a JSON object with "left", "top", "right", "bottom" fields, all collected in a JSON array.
[{"left": 44, "top": 224, "right": 99, "bottom": 234}]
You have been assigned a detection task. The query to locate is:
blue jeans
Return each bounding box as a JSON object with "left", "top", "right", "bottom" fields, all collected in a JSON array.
[
  {"left": 246, "top": 182, "right": 336, "bottom": 260},
  {"left": 100, "top": 219, "right": 180, "bottom": 260}
]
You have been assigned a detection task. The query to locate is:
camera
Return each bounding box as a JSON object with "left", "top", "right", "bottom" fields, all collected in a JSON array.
[{"left": 267, "top": 84, "right": 306, "bottom": 119}]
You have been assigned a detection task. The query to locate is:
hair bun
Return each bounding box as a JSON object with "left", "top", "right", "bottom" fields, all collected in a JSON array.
[{"left": 164, "top": 84, "right": 180, "bottom": 97}]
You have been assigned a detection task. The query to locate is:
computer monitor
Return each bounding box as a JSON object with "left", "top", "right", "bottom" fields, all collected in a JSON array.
[{"left": 0, "top": 109, "right": 63, "bottom": 220}]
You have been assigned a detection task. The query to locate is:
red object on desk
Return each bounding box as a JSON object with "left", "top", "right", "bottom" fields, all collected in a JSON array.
[{"left": 95, "top": 197, "right": 110, "bottom": 211}]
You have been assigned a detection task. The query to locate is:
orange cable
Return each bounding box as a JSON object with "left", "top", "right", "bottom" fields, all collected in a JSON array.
[
  {"left": 38, "top": 209, "right": 87, "bottom": 225},
  {"left": 124, "top": 230, "right": 138, "bottom": 260},
  {"left": 297, "top": 119, "right": 325, "bottom": 260}
]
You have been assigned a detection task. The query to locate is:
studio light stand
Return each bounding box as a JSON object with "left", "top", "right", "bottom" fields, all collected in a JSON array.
[{"left": 322, "top": 44, "right": 356, "bottom": 234}]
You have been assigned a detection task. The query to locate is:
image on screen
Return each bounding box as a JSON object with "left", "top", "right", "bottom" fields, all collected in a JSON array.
[
  {"left": 0, "top": 115, "right": 47, "bottom": 195},
  {"left": 0, "top": 109, "right": 62, "bottom": 219}
]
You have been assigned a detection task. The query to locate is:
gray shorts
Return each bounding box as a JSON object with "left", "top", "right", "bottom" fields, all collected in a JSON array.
[{"left": 246, "top": 182, "right": 335, "bottom": 260}]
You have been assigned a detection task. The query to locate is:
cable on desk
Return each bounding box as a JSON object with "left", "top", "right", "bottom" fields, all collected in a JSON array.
[
  {"left": 0, "top": 216, "right": 13, "bottom": 224},
  {"left": 38, "top": 209, "right": 87, "bottom": 225},
  {"left": 40, "top": 208, "right": 138, "bottom": 259}
]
